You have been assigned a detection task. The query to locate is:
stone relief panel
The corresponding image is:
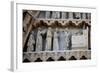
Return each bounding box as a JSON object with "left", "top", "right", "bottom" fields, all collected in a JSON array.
[{"left": 23, "top": 10, "right": 91, "bottom": 62}]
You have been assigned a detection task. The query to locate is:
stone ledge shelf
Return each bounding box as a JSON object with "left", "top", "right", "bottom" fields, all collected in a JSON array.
[{"left": 23, "top": 50, "right": 91, "bottom": 62}]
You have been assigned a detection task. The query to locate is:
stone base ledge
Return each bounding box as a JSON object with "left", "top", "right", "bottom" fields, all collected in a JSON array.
[{"left": 23, "top": 50, "right": 91, "bottom": 62}]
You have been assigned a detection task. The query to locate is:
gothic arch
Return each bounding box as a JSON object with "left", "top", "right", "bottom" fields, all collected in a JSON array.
[
  {"left": 69, "top": 56, "right": 77, "bottom": 60},
  {"left": 80, "top": 55, "right": 87, "bottom": 60},
  {"left": 34, "top": 57, "right": 43, "bottom": 62},
  {"left": 46, "top": 57, "right": 55, "bottom": 61},
  {"left": 45, "top": 52, "right": 55, "bottom": 61},
  {"left": 58, "top": 56, "right": 66, "bottom": 61},
  {"left": 23, "top": 58, "right": 31, "bottom": 62}
]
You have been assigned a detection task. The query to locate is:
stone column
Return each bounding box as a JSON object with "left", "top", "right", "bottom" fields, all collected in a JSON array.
[
  {"left": 68, "top": 12, "right": 73, "bottom": 19},
  {"left": 61, "top": 12, "right": 66, "bottom": 19},
  {"left": 82, "top": 13, "right": 86, "bottom": 19},
  {"left": 83, "top": 27, "right": 89, "bottom": 49},
  {"left": 53, "top": 28, "right": 59, "bottom": 51},
  {"left": 66, "top": 12, "right": 69, "bottom": 19},
  {"left": 52, "top": 11, "right": 60, "bottom": 19},
  {"left": 36, "top": 28, "right": 42, "bottom": 52},
  {"left": 45, "top": 11, "right": 50, "bottom": 19},
  {"left": 45, "top": 27, "right": 52, "bottom": 51},
  {"left": 67, "top": 32, "right": 72, "bottom": 50},
  {"left": 64, "top": 28, "right": 69, "bottom": 50},
  {"left": 27, "top": 31, "right": 35, "bottom": 52},
  {"left": 88, "top": 13, "right": 91, "bottom": 19}
]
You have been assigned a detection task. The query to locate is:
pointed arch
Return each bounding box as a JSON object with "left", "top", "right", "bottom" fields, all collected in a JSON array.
[
  {"left": 69, "top": 56, "right": 77, "bottom": 60},
  {"left": 58, "top": 56, "right": 66, "bottom": 61},
  {"left": 46, "top": 57, "right": 55, "bottom": 61},
  {"left": 34, "top": 58, "right": 43, "bottom": 62},
  {"left": 80, "top": 55, "right": 87, "bottom": 60},
  {"left": 23, "top": 58, "right": 31, "bottom": 63}
]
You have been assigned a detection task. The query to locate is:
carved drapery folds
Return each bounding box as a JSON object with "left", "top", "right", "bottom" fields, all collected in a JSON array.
[
  {"left": 45, "top": 27, "right": 52, "bottom": 51},
  {"left": 26, "top": 20, "right": 90, "bottom": 52},
  {"left": 27, "top": 31, "right": 35, "bottom": 52},
  {"left": 23, "top": 10, "right": 91, "bottom": 62}
]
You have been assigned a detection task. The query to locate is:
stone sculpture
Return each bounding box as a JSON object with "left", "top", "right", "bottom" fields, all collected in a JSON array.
[
  {"left": 27, "top": 31, "right": 35, "bottom": 52},
  {"left": 64, "top": 28, "right": 69, "bottom": 50},
  {"left": 53, "top": 28, "right": 59, "bottom": 51},
  {"left": 36, "top": 28, "right": 43, "bottom": 51},
  {"left": 45, "top": 27, "right": 52, "bottom": 51},
  {"left": 58, "top": 29, "right": 66, "bottom": 50},
  {"left": 41, "top": 29, "right": 47, "bottom": 51}
]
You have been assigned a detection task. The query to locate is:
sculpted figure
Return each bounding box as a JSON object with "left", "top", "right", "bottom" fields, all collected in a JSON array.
[
  {"left": 27, "top": 31, "right": 35, "bottom": 52},
  {"left": 53, "top": 28, "right": 59, "bottom": 51},
  {"left": 36, "top": 28, "right": 42, "bottom": 51},
  {"left": 45, "top": 27, "right": 52, "bottom": 51}
]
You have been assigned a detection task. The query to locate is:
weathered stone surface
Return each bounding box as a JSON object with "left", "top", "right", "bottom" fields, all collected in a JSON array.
[
  {"left": 31, "top": 53, "right": 44, "bottom": 62},
  {"left": 45, "top": 11, "right": 51, "bottom": 19},
  {"left": 68, "top": 51, "right": 79, "bottom": 60},
  {"left": 52, "top": 11, "right": 60, "bottom": 19},
  {"left": 23, "top": 13, "right": 31, "bottom": 32},
  {"left": 61, "top": 12, "right": 66, "bottom": 19},
  {"left": 23, "top": 10, "right": 91, "bottom": 62},
  {"left": 57, "top": 52, "right": 66, "bottom": 61},
  {"left": 74, "top": 12, "right": 81, "bottom": 19},
  {"left": 27, "top": 31, "right": 35, "bottom": 52},
  {"left": 58, "top": 29, "right": 66, "bottom": 50},
  {"left": 68, "top": 12, "right": 73, "bottom": 19},
  {"left": 36, "top": 28, "right": 43, "bottom": 51},
  {"left": 53, "top": 28, "right": 59, "bottom": 51},
  {"left": 45, "top": 28, "right": 52, "bottom": 51},
  {"left": 45, "top": 52, "right": 56, "bottom": 61}
]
